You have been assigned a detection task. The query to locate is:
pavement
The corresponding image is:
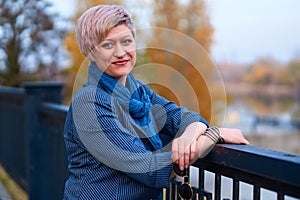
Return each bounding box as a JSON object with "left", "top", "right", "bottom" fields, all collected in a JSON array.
[{"left": 0, "top": 181, "right": 12, "bottom": 200}]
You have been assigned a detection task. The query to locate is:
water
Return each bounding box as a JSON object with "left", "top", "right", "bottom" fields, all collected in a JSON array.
[{"left": 223, "top": 95, "right": 300, "bottom": 155}]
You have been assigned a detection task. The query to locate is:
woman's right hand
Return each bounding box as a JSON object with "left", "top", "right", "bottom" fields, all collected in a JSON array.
[{"left": 171, "top": 122, "right": 207, "bottom": 170}]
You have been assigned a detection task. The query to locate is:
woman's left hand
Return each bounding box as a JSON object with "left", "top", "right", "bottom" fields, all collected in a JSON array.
[{"left": 220, "top": 128, "right": 249, "bottom": 145}]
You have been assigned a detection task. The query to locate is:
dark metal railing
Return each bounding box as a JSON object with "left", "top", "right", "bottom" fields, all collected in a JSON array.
[
  {"left": 0, "top": 83, "right": 69, "bottom": 200},
  {"left": 170, "top": 144, "right": 300, "bottom": 200},
  {"left": 0, "top": 86, "right": 27, "bottom": 190},
  {"left": 0, "top": 83, "right": 300, "bottom": 200}
]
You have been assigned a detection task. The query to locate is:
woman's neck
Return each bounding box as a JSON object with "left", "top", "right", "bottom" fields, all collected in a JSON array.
[{"left": 117, "top": 75, "right": 127, "bottom": 86}]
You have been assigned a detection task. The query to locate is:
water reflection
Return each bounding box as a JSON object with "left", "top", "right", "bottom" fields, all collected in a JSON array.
[{"left": 224, "top": 95, "right": 300, "bottom": 154}]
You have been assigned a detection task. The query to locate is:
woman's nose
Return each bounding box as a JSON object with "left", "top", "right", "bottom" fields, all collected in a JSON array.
[{"left": 114, "top": 43, "right": 126, "bottom": 58}]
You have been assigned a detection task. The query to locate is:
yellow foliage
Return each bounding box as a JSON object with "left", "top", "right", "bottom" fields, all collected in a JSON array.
[
  {"left": 144, "top": 0, "right": 216, "bottom": 123},
  {"left": 245, "top": 64, "right": 272, "bottom": 84}
]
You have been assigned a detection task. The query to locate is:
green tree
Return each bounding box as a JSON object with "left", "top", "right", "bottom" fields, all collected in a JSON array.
[{"left": 0, "top": 0, "right": 69, "bottom": 86}]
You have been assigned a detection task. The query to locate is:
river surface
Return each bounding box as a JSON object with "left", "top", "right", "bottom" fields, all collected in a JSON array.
[{"left": 223, "top": 95, "right": 300, "bottom": 155}]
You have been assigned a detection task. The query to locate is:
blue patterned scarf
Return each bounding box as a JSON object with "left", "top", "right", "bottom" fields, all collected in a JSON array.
[{"left": 92, "top": 62, "right": 163, "bottom": 151}]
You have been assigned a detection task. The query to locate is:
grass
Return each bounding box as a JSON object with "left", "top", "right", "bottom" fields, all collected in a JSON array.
[{"left": 0, "top": 164, "right": 28, "bottom": 200}]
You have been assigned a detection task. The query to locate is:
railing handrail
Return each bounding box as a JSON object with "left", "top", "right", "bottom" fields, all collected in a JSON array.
[
  {"left": 193, "top": 144, "right": 300, "bottom": 199},
  {"left": 39, "top": 102, "right": 68, "bottom": 119},
  {"left": 199, "top": 144, "right": 300, "bottom": 186},
  {"left": 0, "top": 86, "right": 24, "bottom": 95}
]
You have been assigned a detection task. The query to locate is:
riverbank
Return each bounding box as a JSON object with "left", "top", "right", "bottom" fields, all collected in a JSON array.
[
  {"left": 224, "top": 82, "right": 299, "bottom": 97},
  {"left": 247, "top": 131, "right": 300, "bottom": 155}
]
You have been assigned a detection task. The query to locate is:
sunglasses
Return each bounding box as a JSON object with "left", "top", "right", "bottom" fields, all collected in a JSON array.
[{"left": 173, "top": 163, "right": 193, "bottom": 200}]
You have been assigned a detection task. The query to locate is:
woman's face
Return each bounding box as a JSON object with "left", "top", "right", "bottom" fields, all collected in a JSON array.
[{"left": 91, "top": 24, "right": 136, "bottom": 84}]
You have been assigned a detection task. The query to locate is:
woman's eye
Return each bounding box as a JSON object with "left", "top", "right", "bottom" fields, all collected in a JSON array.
[
  {"left": 101, "top": 42, "right": 114, "bottom": 49},
  {"left": 122, "top": 39, "right": 132, "bottom": 45}
]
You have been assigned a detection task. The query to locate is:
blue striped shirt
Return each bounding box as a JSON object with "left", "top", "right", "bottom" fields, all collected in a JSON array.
[{"left": 63, "top": 64, "right": 208, "bottom": 199}]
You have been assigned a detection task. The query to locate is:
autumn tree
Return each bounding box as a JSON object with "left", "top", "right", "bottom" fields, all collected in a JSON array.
[
  {"left": 244, "top": 64, "right": 273, "bottom": 85},
  {"left": 0, "top": 0, "right": 69, "bottom": 86},
  {"left": 287, "top": 60, "right": 300, "bottom": 85},
  {"left": 141, "top": 0, "right": 216, "bottom": 123},
  {"left": 279, "top": 59, "right": 300, "bottom": 97}
]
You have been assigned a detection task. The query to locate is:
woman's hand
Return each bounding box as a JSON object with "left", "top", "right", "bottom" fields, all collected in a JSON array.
[
  {"left": 189, "top": 134, "right": 216, "bottom": 164},
  {"left": 220, "top": 128, "right": 249, "bottom": 145},
  {"left": 171, "top": 122, "right": 207, "bottom": 170},
  {"left": 171, "top": 125, "right": 249, "bottom": 171},
  {"left": 188, "top": 127, "right": 250, "bottom": 165}
]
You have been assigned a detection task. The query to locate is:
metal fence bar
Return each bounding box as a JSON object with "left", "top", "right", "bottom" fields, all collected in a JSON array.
[
  {"left": 199, "top": 168, "right": 205, "bottom": 200},
  {"left": 38, "top": 102, "right": 68, "bottom": 200},
  {"left": 214, "top": 173, "right": 221, "bottom": 200},
  {"left": 253, "top": 185, "right": 260, "bottom": 200},
  {"left": 277, "top": 192, "right": 284, "bottom": 200},
  {"left": 0, "top": 86, "right": 27, "bottom": 190},
  {"left": 232, "top": 179, "right": 239, "bottom": 200}
]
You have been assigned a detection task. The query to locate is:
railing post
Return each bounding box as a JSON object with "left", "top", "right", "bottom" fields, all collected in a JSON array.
[{"left": 23, "top": 82, "right": 64, "bottom": 200}]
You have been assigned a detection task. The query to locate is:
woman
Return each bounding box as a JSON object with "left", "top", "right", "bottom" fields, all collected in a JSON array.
[{"left": 63, "top": 5, "right": 249, "bottom": 200}]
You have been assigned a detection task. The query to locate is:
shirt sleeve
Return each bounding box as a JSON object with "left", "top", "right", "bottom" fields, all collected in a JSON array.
[
  {"left": 71, "top": 86, "right": 172, "bottom": 188},
  {"left": 146, "top": 85, "right": 209, "bottom": 138}
]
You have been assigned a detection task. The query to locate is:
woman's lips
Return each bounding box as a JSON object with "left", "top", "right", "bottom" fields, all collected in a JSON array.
[{"left": 112, "top": 60, "right": 129, "bottom": 66}]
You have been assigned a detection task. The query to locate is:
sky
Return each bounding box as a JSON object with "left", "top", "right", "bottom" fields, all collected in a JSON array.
[
  {"left": 207, "top": 0, "right": 300, "bottom": 64},
  {"left": 51, "top": 0, "right": 300, "bottom": 64}
]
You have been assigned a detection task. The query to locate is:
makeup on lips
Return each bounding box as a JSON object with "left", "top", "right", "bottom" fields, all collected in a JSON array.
[{"left": 112, "top": 60, "right": 129, "bottom": 66}]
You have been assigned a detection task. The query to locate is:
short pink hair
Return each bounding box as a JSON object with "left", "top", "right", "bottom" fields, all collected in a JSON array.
[{"left": 75, "top": 5, "right": 135, "bottom": 56}]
